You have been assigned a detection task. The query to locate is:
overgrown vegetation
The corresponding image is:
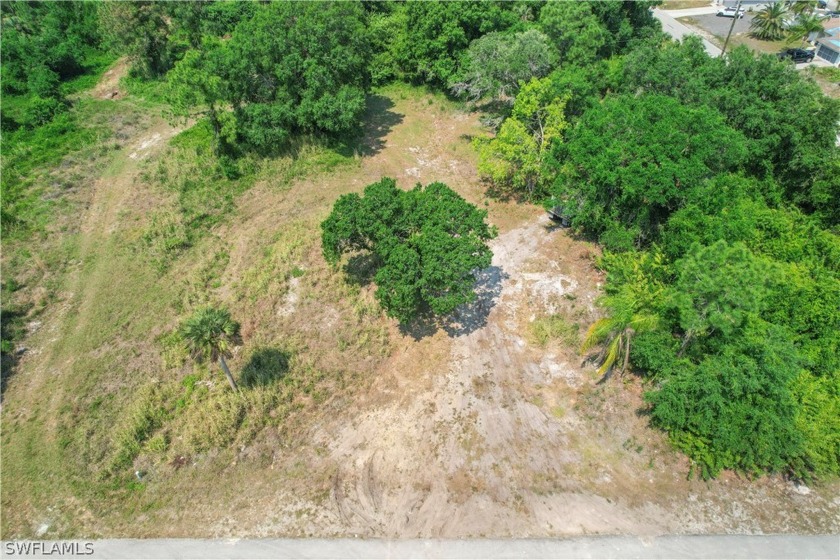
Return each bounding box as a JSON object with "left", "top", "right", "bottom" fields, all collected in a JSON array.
[
  {"left": 2, "top": 1, "right": 838, "bottom": 538},
  {"left": 477, "top": 33, "right": 839, "bottom": 478}
]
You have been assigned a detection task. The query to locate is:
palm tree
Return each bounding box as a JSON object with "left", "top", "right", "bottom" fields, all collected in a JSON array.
[
  {"left": 750, "top": 3, "right": 790, "bottom": 41},
  {"left": 581, "top": 287, "right": 659, "bottom": 383},
  {"left": 786, "top": 12, "right": 826, "bottom": 47},
  {"left": 786, "top": 0, "right": 817, "bottom": 16},
  {"left": 181, "top": 307, "right": 241, "bottom": 391}
]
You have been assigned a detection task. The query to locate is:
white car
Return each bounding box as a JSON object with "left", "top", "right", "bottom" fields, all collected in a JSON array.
[{"left": 717, "top": 7, "right": 745, "bottom": 18}]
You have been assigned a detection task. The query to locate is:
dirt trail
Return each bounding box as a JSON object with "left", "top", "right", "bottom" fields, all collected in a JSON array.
[
  {"left": 12, "top": 114, "right": 182, "bottom": 410},
  {"left": 313, "top": 219, "right": 664, "bottom": 537}
]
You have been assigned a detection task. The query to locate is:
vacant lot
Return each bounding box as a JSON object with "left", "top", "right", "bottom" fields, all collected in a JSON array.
[
  {"left": 679, "top": 13, "right": 792, "bottom": 55},
  {"left": 2, "top": 68, "right": 838, "bottom": 539}
]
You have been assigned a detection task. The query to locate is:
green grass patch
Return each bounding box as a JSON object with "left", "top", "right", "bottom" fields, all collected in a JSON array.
[
  {"left": 529, "top": 315, "right": 580, "bottom": 348},
  {"left": 146, "top": 121, "right": 258, "bottom": 250},
  {"left": 2, "top": 109, "right": 111, "bottom": 238},
  {"left": 120, "top": 75, "right": 169, "bottom": 107},
  {"left": 108, "top": 385, "right": 175, "bottom": 473},
  {"left": 239, "top": 222, "right": 310, "bottom": 302},
  {"left": 814, "top": 67, "right": 840, "bottom": 83},
  {"left": 60, "top": 50, "right": 119, "bottom": 97}
]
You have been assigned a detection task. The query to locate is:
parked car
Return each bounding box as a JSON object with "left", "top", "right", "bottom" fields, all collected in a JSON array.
[
  {"left": 778, "top": 48, "right": 816, "bottom": 63},
  {"left": 717, "top": 7, "right": 745, "bottom": 18}
]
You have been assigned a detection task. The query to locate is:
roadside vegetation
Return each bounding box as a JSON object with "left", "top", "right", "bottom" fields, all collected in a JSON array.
[
  {"left": 1, "top": 0, "right": 838, "bottom": 538},
  {"left": 475, "top": 32, "right": 839, "bottom": 479}
]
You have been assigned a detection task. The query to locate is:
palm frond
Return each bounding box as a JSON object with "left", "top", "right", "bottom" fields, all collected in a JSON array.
[
  {"left": 597, "top": 335, "right": 622, "bottom": 377},
  {"left": 180, "top": 306, "right": 240, "bottom": 363},
  {"left": 581, "top": 318, "right": 615, "bottom": 353}
]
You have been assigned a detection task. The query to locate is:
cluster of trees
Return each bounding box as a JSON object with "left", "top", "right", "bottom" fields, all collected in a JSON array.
[
  {"left": 750, "top": 0, "right": 828, "bottom": 43},
  {"left": 1, "top": 1, "right": 103, "bottom": 126},
  {"left": 477, "top": 33, "right": 839, "bottom": 479},
  {"left": 167, "top": 1, "right": 369, "bottom": 156},
  {"left": 103, "top": 0, "right": 657, "bottom": 156}
]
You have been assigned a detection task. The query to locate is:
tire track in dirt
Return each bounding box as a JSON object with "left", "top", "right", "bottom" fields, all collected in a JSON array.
[{"left": 316, "top": 217, "right": 660, "bottom": 537}]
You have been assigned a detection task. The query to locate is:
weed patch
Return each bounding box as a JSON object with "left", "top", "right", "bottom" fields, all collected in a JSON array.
[
  {"left": 239, "top": 222, "right": 309, "bottom": 302},
  {"left": 529, "top": 314, "right": 580, "bottom": 348}
]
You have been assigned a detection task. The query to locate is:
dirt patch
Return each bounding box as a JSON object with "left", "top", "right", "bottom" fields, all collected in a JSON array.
[{"left": 91, "top": 58, "right": 129, "bottom": 101}]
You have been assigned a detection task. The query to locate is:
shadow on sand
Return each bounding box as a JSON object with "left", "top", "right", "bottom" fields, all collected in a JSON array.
[{"left": 399, "top": 265, "right": 507, "bottom": 340}]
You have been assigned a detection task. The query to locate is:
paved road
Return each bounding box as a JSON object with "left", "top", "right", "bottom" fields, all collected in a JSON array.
[
  {"left": 690, "top": 12, "right": 753, "bottom": 38},
  {"left": 653, "top": 9, "right": 723, "bottom": 56},
  {"left": 4, "top": 536, "right": 839, "bottom": 559}
]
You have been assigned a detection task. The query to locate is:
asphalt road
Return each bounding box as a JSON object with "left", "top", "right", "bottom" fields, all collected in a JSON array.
[
  {"left": 689, "top": 12, "right": 754, "bottom": 39},
  {"left": 4, "top": 536, "right": 839, "bottom": 559},
  {"left": 653, "top": 10, "right": 723, "bottom": 56}
]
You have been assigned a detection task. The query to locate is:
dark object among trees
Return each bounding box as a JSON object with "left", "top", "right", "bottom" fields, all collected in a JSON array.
[{"left": 548, "top": 206, "right": 570, "bottom": 227}]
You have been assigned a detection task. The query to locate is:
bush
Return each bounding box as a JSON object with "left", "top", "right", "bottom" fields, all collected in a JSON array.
[
  {"left": 321, "top": 178, "right": 496, "bottom": 323},
  {"left": 23, "top": 96, "right": 65, "bottom": 127}
]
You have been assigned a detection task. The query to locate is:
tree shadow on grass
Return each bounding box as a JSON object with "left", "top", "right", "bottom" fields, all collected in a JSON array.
[
  {"left": 399, "top": 265, "right": 507, "bottom": 340},
  {"left": 481, "top": 178, "right": 537, "bottom": 204},
  {"left": 341, "top": 94, "right": 405, "bottom": 159},
  {"left": 1, "top": 304, "right": 30, "bottom": 401},
  {"left": 240, "top": 347, "right": 292, "bottom": 388}
]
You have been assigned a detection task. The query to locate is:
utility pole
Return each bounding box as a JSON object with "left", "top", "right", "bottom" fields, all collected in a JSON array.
[{"left": 721, "top": 0, "right": 743, "bottom": 56}]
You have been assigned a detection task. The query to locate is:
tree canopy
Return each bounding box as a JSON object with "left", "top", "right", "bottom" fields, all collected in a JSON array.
[
  {"left": 321, "top": 178, "right": 496, "bottom": 323},
  {"left": 450, "top": 29, "right": 557, "bottom": 103},
  {"left": 555, "top": 94, "right": 747, "bottom": 250},
  {"left": 476, "top": 77, "right": 569, "bottom": 198},
  {"left": 167, "top": 0, "right": 370, "bottom": 154}
]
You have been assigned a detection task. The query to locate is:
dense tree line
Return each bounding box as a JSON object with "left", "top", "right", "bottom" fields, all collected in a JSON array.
[{"left": 477, "top": 33, "right": 839, "bottom": 479}]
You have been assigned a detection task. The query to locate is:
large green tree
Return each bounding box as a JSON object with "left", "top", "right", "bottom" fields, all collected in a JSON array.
[
  {"left": 476, "top": 77, "right": 568, "bottom": 197},
  {"left": 450, "top": 29, "right": 557, "bottom": 103},
  {"left": 321, "top": 178, "right": 496, "bottom": 323},
  {"left": 166, "top": 42, "right": 236, "bottom": 154},
  {"left": 539, "top": 0, "right": 608, "bottom": 65},
  {"left": 646, "top": 321, "right": 804, "bottom": 478},
  {"left": 620, "top": 40, "right": 840, "bottom": 223},
  {"left": 98, "top": 1, "right": 176, "bottom": 77},
  {"left": 395, "top": 0, "right": 521, "bottom": 86},
  {"left": 225, "top": 0, "right": 370, "bottom": 150},
  {"left": 555, "top": 94, "right": 747, "bottom": 250},
  {"left": 1, "top": 1, "right": 101, "bottom": 99},
  {"left": 671, "top": 240, "right": 774, "bottom": 356},
  {"left": 166, "top": 1, "right": 371, "bottom": 153}
]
